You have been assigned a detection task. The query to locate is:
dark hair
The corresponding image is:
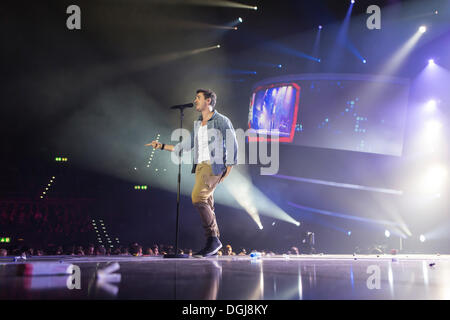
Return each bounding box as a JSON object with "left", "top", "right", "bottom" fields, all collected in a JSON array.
[{"left": 196, "top": 88, "right": 217, "bottom": 108}]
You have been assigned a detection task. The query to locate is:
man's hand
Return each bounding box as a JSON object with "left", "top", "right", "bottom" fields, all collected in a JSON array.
[{"left": 145, "top": 140, "right": 162, "bottom": 149}]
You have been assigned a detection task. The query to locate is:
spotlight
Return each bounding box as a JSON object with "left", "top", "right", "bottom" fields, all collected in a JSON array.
[
  {"left": 234, "top": 27, "right": 238, "bottom": 30},
  {"left": 295, "top": 221, "right": 301, "bottom": 227},
  {"left": 351, "top": 0, "right": 355, "bottom": 3},
  {"left": 253, "top": 6, "right": 257, "bottom": 10},
  {"left": 238, "top": 17, "right": 243, "bottom": 23},
  {"left": 425, "top": 99, "right": 437, "bottom": 112},
  {"left": 277, "top": 64, "right": 282, "bottom": 68},
  {"left": 318, "top": 25, "right": 322, "bottom": 30},
  {"left": 434, "top": 10, "right": 438, "bottom": 15},
  {"left": 428, "top": 59, "right": 435, "bottom": 65},
  {"left": 419, "top": 234, "right": 426, "bottom": 243},
  {"left": 419, "top": 26, "right": 427, "bottom": 33},
  {"left": 422, "top": 165, "right": 448, "bottom": 193},
  {"left": 385, "top": 230, "right": 391, "bottom": 238},
  {"left": 347, "top": 231, "right": 352, "bottom": 236},
  {"left": 425, "top": 120, "right": 442, "bottom": 133},
  {"left": 217, "top": 44, "right": 221, "bottom": 48},
  {"left": 363, "top": 59, "right": 367, "bottom": 64},
  {"left": 318, "top": 58, "right": 321, "bottom": 62}
]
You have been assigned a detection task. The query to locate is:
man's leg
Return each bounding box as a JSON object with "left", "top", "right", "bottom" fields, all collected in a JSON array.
[{"left": 192, "top": 163, "right": 223, "bottom": 255}]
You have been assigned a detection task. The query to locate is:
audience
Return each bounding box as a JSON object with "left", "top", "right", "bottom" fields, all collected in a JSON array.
[
  {"left": 224, "top": 244, "right": 236, "bottom": 256},
  {"left": 0, "top": 242, "right": 315, "bottom": 257}
]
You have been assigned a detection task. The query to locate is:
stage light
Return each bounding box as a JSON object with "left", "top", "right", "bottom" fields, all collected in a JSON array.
[
  {"left": 428, "top": 59, "right": 435, "bottom": 65},
  {"left": 425, "top": 99, "right": 437, "bottom": 112},
  {"left": 272, "top": 222, "right": 276, "bottom": 226},
  {"left": 421, "top": 165, "right": 448, "bottom": 193},
  {"left": 363, "top": 59, "right": 367, "bottom": 64},
  {"left": 295, "top": 221, "right": 300, "bottom": 227},
  {"left": 351, "top": 0, "right": 355, "bottom": 3},
  {"left": 234, "top": 27, "right": 238, "bottom": 30},
  {"left": 318, "top": 58, "right": 321, "bottom": 62},
  {"left": 425, "top": 119, "right": 442, "bottom": 133},
  {"left": 419, "top": 26, "right": 427, "bottom": 33},
  {"left": 277, "top": 64, "right": 282, "bottom": 68},
  {"left": 254, "top": 6, "right": 258, "bottom": 10},
  {"left": 238, "top": 17, "right": 243, "bottom": 23},
  {"left": 420, "top": 234, "right": 426, "bottom": 242},
  {"left": 318, "top": 25, "right": 322, "bottom": 30},
  {"left": 222, "top": 167, "right": 299, "bottom": 229},
  {"left": 217, "top": 44, "right": 221, "bottom": 48},
  {"left": 434, "top": 10, "right": 438, "bottom": 15},
  {"left": 347, "top": 231, "right": 352, "bottom": 236},
  {"left": 385, "top": 230, "right": 391, "bottom": 238}
]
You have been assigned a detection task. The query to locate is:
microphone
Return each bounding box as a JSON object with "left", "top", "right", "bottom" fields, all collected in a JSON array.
[{"left": 170, "top": 103, "right": 194, "bottom": 110}]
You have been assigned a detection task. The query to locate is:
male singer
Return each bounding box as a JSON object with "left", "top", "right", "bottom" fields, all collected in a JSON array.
[{"left": 146, "top": 89, "right": 238, "bottom": 257}]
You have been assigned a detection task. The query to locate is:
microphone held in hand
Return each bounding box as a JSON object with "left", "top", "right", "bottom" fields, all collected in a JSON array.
[{"left": 170, "top": 103, "right": 194, "bottom": 110}]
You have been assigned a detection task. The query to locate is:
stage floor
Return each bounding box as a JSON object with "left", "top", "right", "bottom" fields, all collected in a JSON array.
[{"left": 0, "top": 254, "right": 448, "bottom": 299}]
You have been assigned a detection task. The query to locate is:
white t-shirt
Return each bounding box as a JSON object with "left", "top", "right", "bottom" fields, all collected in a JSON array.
[{"left": 197, "top": 124, "right": 210, "bottom": 163}]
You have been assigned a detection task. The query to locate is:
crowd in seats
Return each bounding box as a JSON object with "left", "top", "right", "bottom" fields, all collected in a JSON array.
[
  {"left": 0, "top": 242, "right": 292, "bottom": 258},
  {"left": 0, "top": 200, "right": 93, "bottom": 244}
]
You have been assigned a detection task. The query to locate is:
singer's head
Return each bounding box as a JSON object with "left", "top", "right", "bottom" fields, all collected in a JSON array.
[{"left": 194, "top": 88, "right": 216, "bottom": 112}]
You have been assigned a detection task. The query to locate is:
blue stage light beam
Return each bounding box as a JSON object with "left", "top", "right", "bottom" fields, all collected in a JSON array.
[
  {"left": 344, "top": 40, "right": 367, "bottom": 64},
  {"left": 227, "top": 69, "right": 258, "bottom": 75},
  {"left": 226, "top": 17, "right": 244, "bottom": 28},
  {"left": 312, "top": 26, "right": 322, "bottom": 61},
  {"left": 327, "top": 1, "right": 365, "bottom": 69},
  {"left": 336, "top": 0, "right": 355, "bottom": 46},
  {"left": 272, "top": 174, "right": 403, "bottom": 195},
  {"left": 266, "top": 41, "right": 321, "bottom": 62},
  {"left": 288, "top": 206, "right": 349, "bottom": 234},
  {"left": 287, "top": 202, "right": 402, "bottom": 227}
]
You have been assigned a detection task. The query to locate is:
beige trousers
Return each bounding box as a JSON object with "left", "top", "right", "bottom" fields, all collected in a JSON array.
[{"left": 191, "top": 162, "right": 223, "bottom": 238}]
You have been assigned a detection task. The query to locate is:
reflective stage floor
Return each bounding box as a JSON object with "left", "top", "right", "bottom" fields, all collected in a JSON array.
[{"left": 0, "top": 254, "right": 449, "bottom": 300}]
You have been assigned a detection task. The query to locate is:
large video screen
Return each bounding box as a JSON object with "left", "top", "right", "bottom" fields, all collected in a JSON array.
[{"left": 248, "top": 74, "right": 410, "bottom": 156}]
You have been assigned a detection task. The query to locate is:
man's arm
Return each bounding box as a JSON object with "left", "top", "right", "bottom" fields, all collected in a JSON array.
[
  {"left": 145, "top": 141, "right": 175, "bottom": 151},
  {"left": 146, "top": 127, "right": 194, "bottom": 154}
]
